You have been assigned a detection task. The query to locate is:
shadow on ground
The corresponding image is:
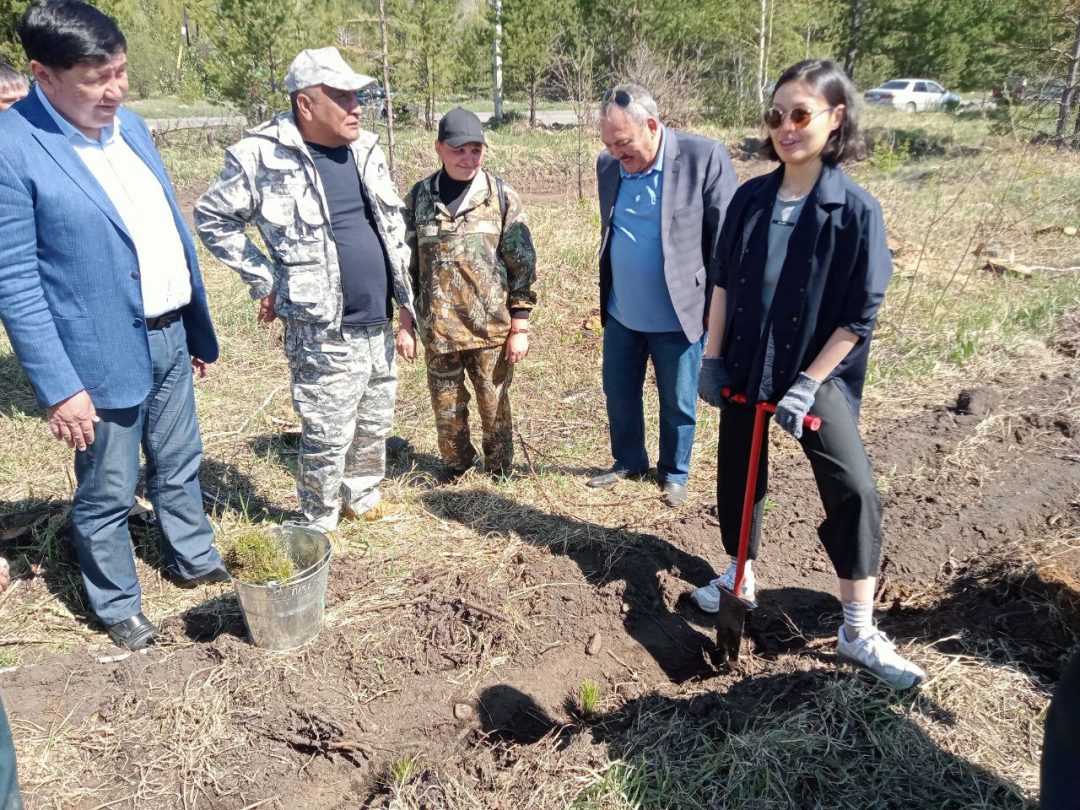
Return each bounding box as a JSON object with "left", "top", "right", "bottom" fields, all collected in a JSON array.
[
  {"left": 473, "top": 670, "right": 1031, "bottom": 808},
  {"left": 422, "top": 487, "right": 723, "bottom": 683}
]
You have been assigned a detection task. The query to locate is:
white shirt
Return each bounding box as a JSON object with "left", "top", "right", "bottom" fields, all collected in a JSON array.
[{"left": 35, "top": 85, "right": 191, "bottom": 318}]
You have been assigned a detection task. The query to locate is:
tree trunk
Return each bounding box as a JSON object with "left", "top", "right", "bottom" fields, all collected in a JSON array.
[
  {"left": 492, "top": 0, "right": 504, "bottom": 122},
  {"left": 378, "top": 0, "right": 395, "bottom": 178},
  {"left": 530, "top": 77, "right": 537, "bottom": 127},
  {"left": 1057, "top": 13, "right": 1080, "bottom": 143},
  {"left": 425, "top": 59, "right": 435, "bottom": 131},
  {"left": 764, "top": 0, "right": 775, "bottom": 90},
  {"left": 843, "top": 0, "right": 864, "bottom": 78},
  {"left": 756, "top": 0, "right": 767, "bottom": 105}
]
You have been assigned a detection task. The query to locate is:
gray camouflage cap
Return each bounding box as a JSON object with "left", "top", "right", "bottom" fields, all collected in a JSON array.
[{"left": 285, "top": 46, "right": 376, "bottom": 94}]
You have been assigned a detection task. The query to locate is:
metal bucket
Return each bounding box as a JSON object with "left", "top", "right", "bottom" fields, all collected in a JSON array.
[{"left": 232, "top": 523, "right": 332, "bottom": 651}]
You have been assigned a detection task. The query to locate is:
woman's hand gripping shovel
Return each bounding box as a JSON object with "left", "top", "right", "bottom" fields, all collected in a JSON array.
[{"left": 715, "top": 390, "right": 822, "bottom": 662}]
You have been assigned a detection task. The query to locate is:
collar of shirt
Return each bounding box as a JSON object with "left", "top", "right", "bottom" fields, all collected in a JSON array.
[
  {"left": 34, "top": 83, "right": 119, "bottom": 147},
  {"left": 618, "top": 126, "right": 666, "bottom": 180}
]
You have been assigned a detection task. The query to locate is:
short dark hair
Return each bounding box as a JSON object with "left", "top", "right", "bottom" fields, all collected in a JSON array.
[
  {"left": 0, "top": 61, "right": 28, "bottom": 92},
  {"left": 17, "top": 0, "right": 126, "bottom": 71},
  {"left": 759, "top": 59, "right": 862, "bottom": 165}
]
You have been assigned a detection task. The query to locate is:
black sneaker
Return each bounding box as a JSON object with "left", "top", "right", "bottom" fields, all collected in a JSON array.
[{"left": 169, "top": 566, "right": 232, "bottom": 589}]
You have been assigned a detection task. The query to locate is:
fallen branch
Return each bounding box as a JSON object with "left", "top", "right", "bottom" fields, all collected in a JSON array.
[
  {"left": 239, "top": 799, "right": 280, "bottom": 810},
  {"left": 1027, "top": 264, "right": 1080, "bottom": 274},
  {"left": 446, "top": 597, "right": 511, "bottom": 624}
]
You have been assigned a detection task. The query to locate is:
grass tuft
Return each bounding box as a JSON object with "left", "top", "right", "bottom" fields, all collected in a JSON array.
[
  {"left": 223, "top": 528, "right": 294, "bottom": 585},
  {"left": 578, "top": 679, "right": 600, "bottom": 717}
]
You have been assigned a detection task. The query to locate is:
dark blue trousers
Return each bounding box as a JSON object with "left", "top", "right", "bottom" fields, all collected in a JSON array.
[{"left": 72, "top": 318, "right": 222, "bottom": 625}]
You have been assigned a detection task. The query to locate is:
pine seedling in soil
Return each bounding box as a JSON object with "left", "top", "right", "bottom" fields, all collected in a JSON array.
[
  {"left": 224, "top": 529, "right": 294, "bottom": 585},
  {"left": 579, "top": 679, "right": 600, "bottom": 717},
  {"left": 389, "top": 754, "right": 421, "bottom": 790}
]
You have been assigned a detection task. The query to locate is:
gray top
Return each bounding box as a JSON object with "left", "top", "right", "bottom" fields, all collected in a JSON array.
[{"left": 761, "top": 194, "right": 807, "bottom": 331}]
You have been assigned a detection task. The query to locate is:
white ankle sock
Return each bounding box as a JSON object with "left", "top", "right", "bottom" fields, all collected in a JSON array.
[
  {"left": 727, "top": 556, "right": 753, "bottom": 573},
  {"left": 842, "top": 601, "right": 874, "bottom": 639}
]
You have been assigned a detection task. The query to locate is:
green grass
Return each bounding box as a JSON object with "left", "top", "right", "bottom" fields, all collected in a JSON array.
[
  {"left": 125, "top": 95, "right": 236, "bottom": 119},
  {"left": 578, "top": 679, "right": 600, "bottom": 716},
  {"left": 223, "top": 528, "right": 294, "bottom": 585}
]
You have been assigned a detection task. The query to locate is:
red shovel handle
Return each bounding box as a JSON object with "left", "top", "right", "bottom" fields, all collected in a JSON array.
[{"left": 721, "top": 389, "right": 822, "bottom": 432}]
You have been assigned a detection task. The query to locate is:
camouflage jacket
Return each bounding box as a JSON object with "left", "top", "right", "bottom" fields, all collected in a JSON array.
[
  {"left": 406, "top": 170, "right": 536, "bottom": 355},
  {"left": 194, "top": 113, "right": 413, "bottom": 338}
]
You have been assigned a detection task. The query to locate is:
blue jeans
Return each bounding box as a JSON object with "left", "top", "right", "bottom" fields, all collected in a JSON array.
[
  {"left": 0, "top": 699, "right": 20, "bottom": 810},
  {"left": 601, "top": 316, "right": 704, "bottom": 485},
  {"left": 72, "top": 317, "right": 222, "bottom": 625}
]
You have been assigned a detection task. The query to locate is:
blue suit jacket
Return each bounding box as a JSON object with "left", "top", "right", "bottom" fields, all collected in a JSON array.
[
  {"left": 597, "top": 128, "right": 737, "bottom": 343},
  {"left": 0, "top": 91, "right": 218, "bottom": 410}
]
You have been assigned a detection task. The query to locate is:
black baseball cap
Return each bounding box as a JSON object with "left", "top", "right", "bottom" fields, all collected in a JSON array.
[{"left": 437, "top": 106, "right": 486, "bottom": 147}]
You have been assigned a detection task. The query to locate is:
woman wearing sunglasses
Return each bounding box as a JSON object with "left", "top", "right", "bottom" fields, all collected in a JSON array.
[{"left": 693, "top": 59, "right": 925, "bottom": 689}]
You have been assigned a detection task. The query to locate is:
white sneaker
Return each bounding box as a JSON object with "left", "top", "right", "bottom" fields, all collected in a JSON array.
[
  {"left": 837, "top": 625, "right": 926, "bottom": 689},
  {"left": 690, "top": 561, "right": 755, "bottom": 613}
]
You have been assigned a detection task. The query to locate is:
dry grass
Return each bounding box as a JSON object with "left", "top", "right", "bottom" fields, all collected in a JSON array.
[
  {"left": 368, "top": 643, "right": 1047, "bottom": 809},
  {"left": 0, "top": 113, "right": 1076, "bottom": 808}
]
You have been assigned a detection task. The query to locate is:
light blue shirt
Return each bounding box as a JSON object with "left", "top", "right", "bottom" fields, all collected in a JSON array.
[
  {"left": 35, "top": 85, "right": 191, "bottom": 318},
  {"left": 607, "top": 128, "right": 681, "bottom": 333}
]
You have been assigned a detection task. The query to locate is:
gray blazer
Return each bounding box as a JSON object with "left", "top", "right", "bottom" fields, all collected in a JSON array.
[{"left": 597, "top": 128, "right": 737, "bottom": 343}]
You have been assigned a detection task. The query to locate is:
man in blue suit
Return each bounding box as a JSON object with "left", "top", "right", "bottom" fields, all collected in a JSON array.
[{"left": 0, "top": 0, "right": 227, "bottom": 650}]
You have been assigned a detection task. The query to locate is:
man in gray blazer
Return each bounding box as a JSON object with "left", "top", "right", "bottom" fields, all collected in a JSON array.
[{"left": 589, "top": 83, "right": 736, "bottom": 506}]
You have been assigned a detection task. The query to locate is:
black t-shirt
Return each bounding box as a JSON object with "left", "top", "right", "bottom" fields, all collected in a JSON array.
[
  {"left": 437, "top": 169, "right": 471, "bottom": 209},
  {"left": 305, "top": 141, "right": 392, "bottom": 327}
]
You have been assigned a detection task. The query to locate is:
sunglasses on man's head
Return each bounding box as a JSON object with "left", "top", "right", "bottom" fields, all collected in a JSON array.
[
  {"left": 763, "top": 106, "right": 835, "bottom": 130},
  {"left": 602, "top": 88, "right": 633, "bottom": 107}
]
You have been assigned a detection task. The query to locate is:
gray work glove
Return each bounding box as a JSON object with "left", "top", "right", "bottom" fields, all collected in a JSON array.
[
  {"left": 697, "top": 357, "right": 732, "bottom": 408},
  {"left": 775, "top": 373, "right": 821, "bottom": 439}
]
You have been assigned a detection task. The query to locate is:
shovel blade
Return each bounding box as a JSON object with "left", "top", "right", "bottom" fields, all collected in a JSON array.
[{"left": 715, "top": 586, "right": 755, "bottom": 662}]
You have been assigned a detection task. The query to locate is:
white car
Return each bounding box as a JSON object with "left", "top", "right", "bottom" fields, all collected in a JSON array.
[{"left": 863, "top": 78, "right": 962, "bottom": 112}]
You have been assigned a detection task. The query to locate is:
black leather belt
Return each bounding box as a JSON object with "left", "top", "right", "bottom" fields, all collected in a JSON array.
[{"left": 145, "top": 310, "right": 181, "bottom": 330}]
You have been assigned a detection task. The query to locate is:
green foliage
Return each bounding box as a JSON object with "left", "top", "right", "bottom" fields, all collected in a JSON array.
[
  {"left": 389, "top": 0, "right": 457, "bottom": 129},
  {"left": 190, "top": 0, "right": 339, "bottom": 122},
  {"left": 578, "top": 678, "right": 600, "bottom": 716},
  {"left": 870, "top": 134, "right": 912, "bottom": 172},
  {"left": 0, "top": 0, "right": 29, "bottom": 67},
  {"left": 389, "top": 753, "right": 421, "bottom": 789},
  {"left": 97, "top": 0, "right": 186, "bottom": 98},
  {"left": 453, "top": 12, "right": 491, "bottom": 98},
  {"left": 224, "top": 528, "right": 294, "bottom": 585},
  {"left": 502, "top": 0, "right": 570, "bottom": 122}
]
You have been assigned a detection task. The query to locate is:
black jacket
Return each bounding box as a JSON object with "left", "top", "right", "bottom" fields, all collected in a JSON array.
[{"left": 710, "top": 162, "right": 892, "bottom": 417}]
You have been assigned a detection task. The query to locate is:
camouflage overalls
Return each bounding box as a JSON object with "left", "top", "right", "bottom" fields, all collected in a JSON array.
[
  {"left": 406, "top": 171, "right": 536, "bottom": 472},
  {"left": 195, "top": 113, "right": 413, "bottom": 529}
]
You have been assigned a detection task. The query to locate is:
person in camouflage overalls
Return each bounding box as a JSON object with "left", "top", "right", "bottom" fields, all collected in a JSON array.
[
  {"left": 195, "top": 47, "right": 416, "bottom": 530},
  {"left": 403, "top": 107, "right": 536, "bottom": 477}
]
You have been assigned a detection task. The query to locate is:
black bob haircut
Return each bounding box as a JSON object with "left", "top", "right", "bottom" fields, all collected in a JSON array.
[
  {"left": 17, "top": 0, "right": 126, "bottom": 71},
  {"left": 759, "top": 59, "right": 862, "bottom": 165}
]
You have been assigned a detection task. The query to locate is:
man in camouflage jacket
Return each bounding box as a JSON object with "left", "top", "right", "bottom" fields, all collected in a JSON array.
[
  {"left": 404, "top": 107, "right": 536, "bottom": 476},
  {"left": 195, "top": 47, "right": 415, "bottom": 530}
]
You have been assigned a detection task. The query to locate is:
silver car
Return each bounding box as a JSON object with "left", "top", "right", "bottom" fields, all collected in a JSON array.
[{"left": 863, "top": 78, "right": 961, "bottom": 112}]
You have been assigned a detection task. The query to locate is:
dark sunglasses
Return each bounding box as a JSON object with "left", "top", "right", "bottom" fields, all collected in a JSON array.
[
  {"left": 763, "top": 106, "right": 835, "bottom": 130},
  {"left": 602, "top": 88, "right": 632, "bottom": 107}
]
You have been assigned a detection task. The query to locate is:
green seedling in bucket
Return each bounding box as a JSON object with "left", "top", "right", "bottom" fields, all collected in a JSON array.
[{"left": 225, "top": 529, "right": 294, "bottom": 585}]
